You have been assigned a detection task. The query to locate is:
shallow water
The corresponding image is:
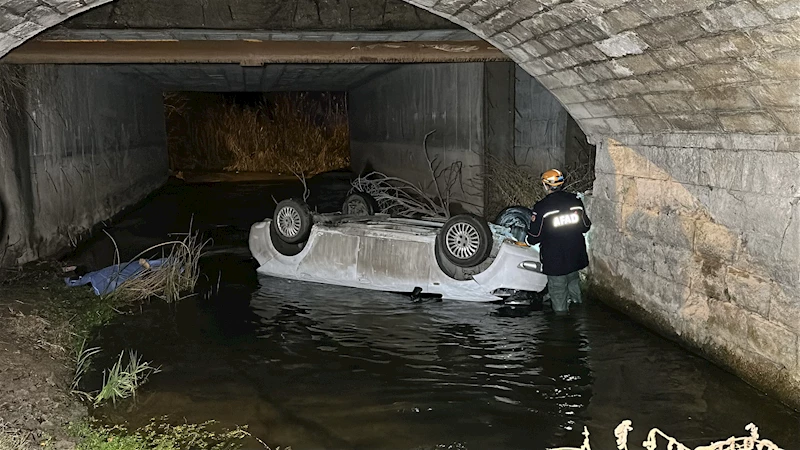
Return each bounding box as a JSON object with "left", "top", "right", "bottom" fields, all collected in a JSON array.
[{"left": 77, "top": 179, "right": 800, "bottom": 449}]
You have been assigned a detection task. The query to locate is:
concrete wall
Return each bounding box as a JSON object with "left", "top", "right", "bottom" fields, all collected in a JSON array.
[
  {"left": 349, "top": 63, "right": 485, "bottom": 214},
  {"left": 588, "top": 133, "right": 800, "bottom": 409},
  {"left": 514, "top": 66, "right": 589, "bottom": 176},
  {"left": 514, "top": 65, "right": 569, "bottom": 176},
  {"left": 483, "top": 61, "right": 515, "bottom": 217},
  {"left": 0, "top": 65, "right": 168, "bottom": 265},
  {"left": 349, "top": 62, "right": 583, "bottom": 218}
]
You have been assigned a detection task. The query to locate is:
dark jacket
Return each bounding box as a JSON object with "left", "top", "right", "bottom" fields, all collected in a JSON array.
[{"left": 527, "top": 190, "right": 591, "bottom": 276}]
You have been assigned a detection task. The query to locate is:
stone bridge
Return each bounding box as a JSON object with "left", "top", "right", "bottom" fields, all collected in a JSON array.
[{"left": 1, "top": 0, "right": 798, "bottom": 409}]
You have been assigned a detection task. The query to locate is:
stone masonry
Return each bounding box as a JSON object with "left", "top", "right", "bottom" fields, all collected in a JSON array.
[
  {"left": 589, "top": 134, "right": 800, "bottom": 409},
  {"left": 0, "top": 0, "right": 799, "bottom": 408}
]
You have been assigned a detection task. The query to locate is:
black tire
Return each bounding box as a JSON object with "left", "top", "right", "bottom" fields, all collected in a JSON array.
[
  {"left": 269, "top": 221, "right": 305, "bottom": 256},
  {"left": 342, "top": 191, "right": 379, "bottom": 216},
  {"left": 272, "top": 198, "right": 313, "bottom": 244},
  {"left": 494, "top": 206, "right": 532, "bottom": 242},
  {"left": 435, "top": 214, "right": 492, "bottom": 268}
]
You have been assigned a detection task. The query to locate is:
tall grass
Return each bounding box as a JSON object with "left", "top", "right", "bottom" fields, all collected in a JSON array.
[{"left": 165, "top": 92, "right": 350, "bottom": 176}]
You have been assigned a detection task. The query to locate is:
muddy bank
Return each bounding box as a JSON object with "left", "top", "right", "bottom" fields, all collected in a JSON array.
[{"left": 0, "top": 263, "right": 93, "bottom": 448}]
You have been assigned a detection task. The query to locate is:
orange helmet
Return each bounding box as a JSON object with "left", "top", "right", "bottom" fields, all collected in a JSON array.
[{"left": 541, "top": 169, "right": 565, "bottom": 188}]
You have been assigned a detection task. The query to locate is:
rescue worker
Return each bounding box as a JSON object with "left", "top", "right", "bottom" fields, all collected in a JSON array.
[{"left": 526, "top": 169, "right": 591, "bottom": 314}]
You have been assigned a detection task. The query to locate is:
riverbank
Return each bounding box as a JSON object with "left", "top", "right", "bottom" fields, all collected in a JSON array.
[
  {"left": 0, "top": 262, "right": 99, "bottom": 448},
  {"left": 0, "top": 262, "right": 265, "bottom": 450}
]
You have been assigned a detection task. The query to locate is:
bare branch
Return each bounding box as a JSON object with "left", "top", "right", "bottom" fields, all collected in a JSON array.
[
  {"left": 286, "top": 164, "right": 310, "bottom": 202},
  {"left": 422, "top": 130, "right": 450, "bottom": 218}
]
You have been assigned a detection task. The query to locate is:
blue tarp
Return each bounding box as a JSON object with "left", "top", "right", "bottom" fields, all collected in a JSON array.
[{"left": 65, "top": 258, "right": 167, "bottom": 296}]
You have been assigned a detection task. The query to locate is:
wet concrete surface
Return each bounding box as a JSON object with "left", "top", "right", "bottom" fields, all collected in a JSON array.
[{"left": 68, "top": 176, "right": 800, "bottom": 449}]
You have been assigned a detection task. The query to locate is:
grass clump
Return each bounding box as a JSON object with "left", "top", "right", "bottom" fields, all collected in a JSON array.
[
  {"left": 69, "top": 418, "right": 267, "bottom": 450},
  {"left": 165, "top": 92, "right": 349, "bottom": 176},
  {"left": 91, "top": 350, "right": 161, "bottom": 407},
  {"left": 105, "top": 231, "right": 205, "bottom": 305}
]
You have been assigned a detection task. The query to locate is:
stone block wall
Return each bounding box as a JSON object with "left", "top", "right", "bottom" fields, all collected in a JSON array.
[
  {"left": 0, "top": 65, "right": 168, "bottom": 264},
  {"left": 587, "top": 134, "right": 800, "bottom": 409},
  {"left": 0, "top": 0, "right": 112, "bottom": 57}
]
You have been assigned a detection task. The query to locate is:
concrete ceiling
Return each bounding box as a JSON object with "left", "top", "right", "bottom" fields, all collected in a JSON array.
[
  {"left": 113, "top": 63, "right": 402, "bottom": 92},
  {"left": 27, "top": 28, "right": 488, "bottom": 92}
]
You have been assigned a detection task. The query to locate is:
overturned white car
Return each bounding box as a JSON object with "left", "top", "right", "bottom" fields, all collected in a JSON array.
[{"left": 248, "top": 193, "right": 546, "bottom": 302}]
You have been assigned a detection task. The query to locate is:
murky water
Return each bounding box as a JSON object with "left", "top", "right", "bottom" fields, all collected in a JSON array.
[{"left": 73, "top": 177, "right": 800, "bottom": 449}]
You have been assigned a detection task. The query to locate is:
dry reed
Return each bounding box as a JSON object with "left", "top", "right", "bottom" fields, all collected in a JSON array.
[
  {"left": 165, "top": 93, "right": 349, "bottom": 176},
  {"left": 483, "top": 157, "right": 596, "bottom": 219},
  {"left": 0, "top": 430, "right": 30, "bottom": 450},
  {"left": 104, "top": 230, "right": 205, "bottom": 305}
]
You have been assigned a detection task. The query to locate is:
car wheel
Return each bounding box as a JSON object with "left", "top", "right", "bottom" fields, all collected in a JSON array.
[
  {"left": 436, "top": 214, "right": 492, "bottom": 268},
  {"left": 273, "top": 198, "right": 312, "bottom": 244},
  {"left": 342, "top": 191, "right": 379, "bottom": 216},
  {"left": 269, "top": 221, "right": 305, "bottom": 256},
  {"left": 494, "top": 206, "right": 532, "bottom": 242}
]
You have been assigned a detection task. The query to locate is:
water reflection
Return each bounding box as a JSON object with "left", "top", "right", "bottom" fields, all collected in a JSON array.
[
  {"left": 71, "top": 179, "right": 798, "bottom": 449},
  {"left": 244, "top": 276, "right": 592, "bottom": 448},
  {"left": 90, "top": 265, "right": 800, "bottom": 450}
]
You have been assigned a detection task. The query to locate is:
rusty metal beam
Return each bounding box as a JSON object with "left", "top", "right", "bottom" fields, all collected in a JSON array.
[{"left": 1, "top": 40, "right": 508, "bottom": 64}]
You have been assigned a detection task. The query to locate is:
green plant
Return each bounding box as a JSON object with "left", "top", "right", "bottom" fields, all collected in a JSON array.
[
  {"left": 71, "top": 338, "right": 101, "bottom": 399},
  {"left": 69, "top": 417, "right": 277, "bottom": 450},
  {"left": 91, "top": 350, "right": 161, "bottom": 407}
]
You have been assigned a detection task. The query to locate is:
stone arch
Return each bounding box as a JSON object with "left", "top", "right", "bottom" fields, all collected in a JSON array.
[
  {"left": 2, "top": 0, "right": 800, "bottom": 409},
  {"left": 2, "top": 0, "right": 798, "bottom": 138}
]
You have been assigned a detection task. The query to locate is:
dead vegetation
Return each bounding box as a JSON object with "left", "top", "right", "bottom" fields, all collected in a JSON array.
[
  {"left": 350, "top": 131, "right": 594, "bottom": 221},
  {"left": 350, "top": 131, "right": 469, "bottom": 219},
  {"left": 0, "top": 428, "right": 31, "bottom": 450},
  {"left": 104, "top": 230, "right": 206, "bottom": 305},
  {"left": 482, "top": 157, "right": 596, "bottom": 219},
  {"left": 165, "top": 92, "right": 349, "bottom": 176}
]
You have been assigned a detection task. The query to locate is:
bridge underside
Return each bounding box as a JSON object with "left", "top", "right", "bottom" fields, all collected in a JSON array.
[{"left": 0, "top": 0, "right": 799, "bottom": 411}]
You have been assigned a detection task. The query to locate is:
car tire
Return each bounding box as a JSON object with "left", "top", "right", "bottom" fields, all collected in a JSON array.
[
  {"left": 273, "top": 198, "right": 313, "bottom": 244},
  {"left": 342, "top": 191, "right": 379, "bottom": 216},
  {"left": 436, "top": 214, "right": 493, "bottom": 268},
  {"left": 494, "top": 206, "right": 532, "bottom": 242},
  {"left": 269, "top": 221, "right": 305, "bottom": 256}
]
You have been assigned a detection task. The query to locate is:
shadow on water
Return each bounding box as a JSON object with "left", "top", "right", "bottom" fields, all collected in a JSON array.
[{"left": 71, "top": 178, "right": 799, "bottom": 450}]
